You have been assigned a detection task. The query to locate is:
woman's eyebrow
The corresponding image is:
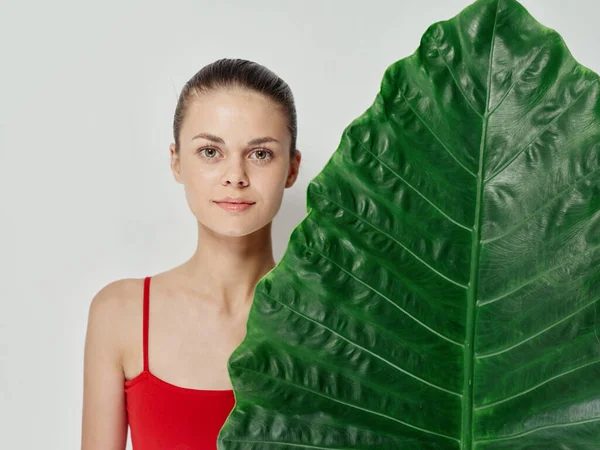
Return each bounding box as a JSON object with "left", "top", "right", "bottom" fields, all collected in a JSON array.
[{"left": 192, "top": 132, "right": 279, "bottom": 146}]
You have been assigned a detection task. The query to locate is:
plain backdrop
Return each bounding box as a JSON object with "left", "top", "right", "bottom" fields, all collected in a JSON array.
[{"left": 1, "top": 0, "right": 599, "bottom": 448}]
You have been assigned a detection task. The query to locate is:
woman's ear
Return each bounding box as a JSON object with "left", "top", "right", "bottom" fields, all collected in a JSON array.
[
  {"left": 285, "top": 149, "right": 302, "bottom": 188},
  {"left": 170, "top": 143, "right": 183, "bottom": 184}
]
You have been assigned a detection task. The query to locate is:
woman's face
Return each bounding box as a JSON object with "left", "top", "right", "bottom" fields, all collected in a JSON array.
[{"left": 170, "top": 88, "right": 301, "bottom": 238}]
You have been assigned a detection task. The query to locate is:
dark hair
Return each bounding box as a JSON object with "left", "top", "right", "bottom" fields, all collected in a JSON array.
[{"left": 172, "top": 58, "right": 298, "bottom": 158}]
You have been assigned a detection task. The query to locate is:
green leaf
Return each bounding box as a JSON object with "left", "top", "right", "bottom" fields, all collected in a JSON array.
[{"left": 218, "top": 0, "right": 600, "bottom": 448}]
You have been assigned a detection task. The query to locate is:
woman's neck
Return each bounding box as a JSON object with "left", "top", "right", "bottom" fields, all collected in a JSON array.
[{"left": 178, "top": 221, "right": 276, "bottom": 315}]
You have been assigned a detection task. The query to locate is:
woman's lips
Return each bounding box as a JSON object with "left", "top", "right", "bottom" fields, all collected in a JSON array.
[{"left": 214, "top": 202, "right": 254, "bottom": 212}]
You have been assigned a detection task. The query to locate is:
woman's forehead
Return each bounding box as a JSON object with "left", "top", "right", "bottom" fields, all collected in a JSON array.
[{"left": 181, "top": 91, "right": 289, "bottom": 143}]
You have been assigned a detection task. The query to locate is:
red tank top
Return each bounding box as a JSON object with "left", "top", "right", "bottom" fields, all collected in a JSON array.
[{"left": 124, "top": 276, "right": 236, "bottom": 449}]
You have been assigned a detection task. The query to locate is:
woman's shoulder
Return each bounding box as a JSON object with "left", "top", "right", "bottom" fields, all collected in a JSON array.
[
  {"left": 86, "top": 277, "right": 146, "bottom": 361},
  {"left": 89, "top": 277, "right": 144, "bottom": 316}
]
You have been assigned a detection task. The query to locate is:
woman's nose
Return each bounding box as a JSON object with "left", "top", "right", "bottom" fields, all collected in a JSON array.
[{"left": 221, "top": 157, "right": 249, "bottom": 186}]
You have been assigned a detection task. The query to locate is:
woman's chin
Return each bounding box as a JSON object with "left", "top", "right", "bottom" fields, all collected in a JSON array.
[{"left": 204, "top": 221, "right": 271, "bottom": 239}]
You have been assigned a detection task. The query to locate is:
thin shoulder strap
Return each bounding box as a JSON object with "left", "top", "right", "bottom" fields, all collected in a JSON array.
[{"left": 142, "top": 276, "right": 151, "bottom": 372}]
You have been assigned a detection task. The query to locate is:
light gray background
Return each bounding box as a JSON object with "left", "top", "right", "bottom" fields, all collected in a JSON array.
[{"left": 1, "top": 0, "right": 598, "bottom": 448}]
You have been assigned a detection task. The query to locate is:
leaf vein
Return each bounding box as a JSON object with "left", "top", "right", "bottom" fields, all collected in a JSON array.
[
  {"left": 474, "top": 359, "right": 600, "bottom": 410},
  {"left": 397, "top": 88, "right": 477, "bottom": 178},
  {"left": 488, "top": 35, "right": 555, "bottom": 116},
  {"left": 298, "top": 243, "right": 464, "bottom": 347},
  {"left": 476, "top": 294, "right": 600, "bottom": 359},
  {"left": 235, "top": 365, "right": 460, "bottom": 443},
  {"left": 310, "top": 192, "right": 469, "bottom": 289},
  {"left": 222, "top": 439, "right": 364, "bottom": 449},
  {"left": 433, "top": 42, "right": 484, "bottom": 119},
  {"left": 485, "top": 80, "right": 598, "bottom": 183},
  {"left": 474, "top": 416, "right": 600, "bottom": 443},
  {"left": 478, "top": 241, "right": 600, "bottom": 306},
  {"left": 346, "top": 133, "right": 472, "bottom": 231},
  {"left": 481, "top": 163, "right": 600, "bottom": 244},
  {"left": 263, "top": 289, "right": 463, "bottom": 396}
]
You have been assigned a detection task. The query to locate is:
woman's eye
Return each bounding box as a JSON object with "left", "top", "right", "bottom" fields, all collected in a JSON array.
[
  {"left": 199, "top": 147, "right": 219, "bottom": 159},
  {"left": 197, "top": 147, "right": 272, "bottom": 162},
  {"left": 250, "top": 149, "right": 273, "bottom": 161}
]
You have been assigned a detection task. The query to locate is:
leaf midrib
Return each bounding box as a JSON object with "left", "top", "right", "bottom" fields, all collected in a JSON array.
[{"left": 461, "top": 0, "right": 501, "bottom": 448}]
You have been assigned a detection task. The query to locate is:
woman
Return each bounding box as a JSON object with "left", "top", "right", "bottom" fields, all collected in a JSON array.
[{"left": 81, "top": 58, "right": 302, "bottom": 450}]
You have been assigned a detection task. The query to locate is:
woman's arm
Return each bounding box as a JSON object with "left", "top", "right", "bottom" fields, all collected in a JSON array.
[{"left": 81, "top": 281, "right": 128, "bottom": 450}]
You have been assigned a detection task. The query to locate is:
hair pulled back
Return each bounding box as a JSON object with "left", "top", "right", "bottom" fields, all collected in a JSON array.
[{"left": 172, "top": 58, "right": 298, "bottom": 158}]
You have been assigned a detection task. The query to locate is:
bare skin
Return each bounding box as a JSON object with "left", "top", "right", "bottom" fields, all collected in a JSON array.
[{"left": 81, "top": 86, "right": 302, "bottom": 449}]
